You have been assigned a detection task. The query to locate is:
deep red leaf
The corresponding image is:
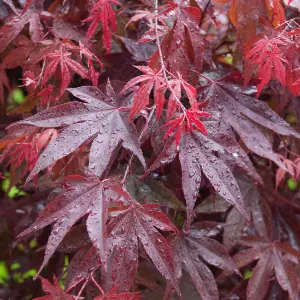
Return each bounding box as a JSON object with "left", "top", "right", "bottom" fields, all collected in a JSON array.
[{"left": 11, "top": 81, "right": 145, "bottom": 181}]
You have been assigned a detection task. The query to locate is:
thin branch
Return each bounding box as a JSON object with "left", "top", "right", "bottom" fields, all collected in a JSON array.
[{"left": 121, "top": 106, "right": 156, "bottom": 184}]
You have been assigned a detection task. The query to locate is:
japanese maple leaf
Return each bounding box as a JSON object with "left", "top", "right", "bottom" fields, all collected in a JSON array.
[
  {"left": 34, "top": 276, "right": 75, "bottom": 300},
  {"left": 149, "top": 2, "right": 204, "bottom": 82},
  {"left": 61, "top": 202, "right": 180, "bottom": 294},
  {"left": 226, "top": 236, "right": 300, "bottom": 300},
  {"left": 121, "top": 66, "right": 166, "bottom": 119},
  {"left": 94, "top": 287, "right": 140, "bottom": 300},
  {"left": 165, "top": 222, "right": 238, "bottom": 300},
  {"left": 42, "top": 46, "right": 89, "bottom": 97},
  {"left": 229, "top": 0, "right": 283, "bottom": 46},
  {"left": 18, "top": 175, "right": 116, "bottom": 275},
  {"left": 84, "top": 0, "right": 120, "bottom": 53},
  {"left": 202, "top": 76, "right": 300, "bottom": 170},
  {"left": 0, "top": 66, "right": 10, "bottom": 105},
  {"left": 10, "top": 81, "right": 145, "bottom": 182},
  {"left": 0, "top": 128, "right": 56, "bottom": 179},
  {"left": 106, "top": 202, "right": 180, "bottom": 294},
  {"left": 144, "top": 130, "right": 248, "bottom": 228},
  {"left": 0, "top": 3, "right": 44, "bottom": 53},
  {"left": 224, "top": 178, "right": 272, "bottom": 250},
  {"left": 163, "top": 106, "right": 211, "bottom": 145},
  {"left": 164, "top": 75, "right": 199, "bottom": 121},
  {"left": 245, "top": 37, "right": 289, "bottom": 95},
  {"left": 222, "top": 194, "right": 300, "bottom": 300}
]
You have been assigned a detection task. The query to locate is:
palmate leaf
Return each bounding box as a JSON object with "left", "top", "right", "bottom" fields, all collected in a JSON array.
[
  {"left": 106, "top": 203, "right": 180, "bottom": 294},
  {"left": 18, "top": 175, "right": 113, "bottom": 275},
  {"left": 120, "top": 66, "right": 166, "bottom": 119},
  {"left": 244, "top": 37, "right": 290, "bottom": 95},
  {"left": 84, "top": 0, "right": 120, "bottom": 53},
  {"left": 202, "top": 76, "right": 300, "bottom": 170},
  {"left": 228, "top": 236, "right": 300, "bottom": 300},
  {"left": 34, "top": 276, "right": 75, "bottom": 300},
  {"left": 144, "top": 130, "right": 249, "bottom": 228},
  {"left": 224, "top": 178, "right": 274, "bottom": 251},
  {"left": 165, "top": 222, "right": 238, "bottom": 300},
  {"left": 61, "top": 205, "right": 180, "bottom": 294},
  {"left": 9, "top": 81, "right": 145, "bottom": 181},
  {"left": 41, "top": 46, "right": 89, "bottom": 98},
  {"left": 149, "top": 1, "right": 205, "bottom": 82},
  {"left": 0, "top": 4, "right": 44, "bottom": 53},
  {"left": 222, "top": 194, "right": 300, "bottom": 300}
]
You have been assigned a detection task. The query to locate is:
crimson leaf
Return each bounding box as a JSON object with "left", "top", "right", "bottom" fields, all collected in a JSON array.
[
  {"left": 34, "top": 276, "right": 75, "bottom": 300},
  {"left": 145, "top": 131, "right": 248, "bottom": 227},
  {"left": 166, "top": 222, "right": 238, "bottom": 300},
  {"left": 11, "top": 81, "right": 145, "bottom": 181},
  {"left": 0, "top": 6, "right": 44, "bottom": 53},
  {"left": 18, "top": 175, "right": 113, "bottom": 275},
  {"left": 106, "top": 203, "right": 180, "bottom": 294},
  {"left": 229, "top": 236, "right": 300, "bottom": 300},
  {"left": 202, "top": 77, "right": 300, "bottom": 169}
]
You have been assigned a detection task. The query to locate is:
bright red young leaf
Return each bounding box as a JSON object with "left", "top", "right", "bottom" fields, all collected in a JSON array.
[
  {"left": 10, "top": 81, "right": 145, "bottom": 182},
  {"left": 163, "top": 106, "right": 211, "bottom": 146},
  {"left": 121, "top": 66, "right": 166, "bottom": 119},
  {"left": 42, "top": 45, "right": 89, "bottom": 97},
  {"left": 0, "top": 3, "right": 44, "bottom": 53},
  {"left": 84, "top": 0, "right": 120, "bottom": 53},
  {"left": 34, "top": 276, "right": 75, "bottom": 300},
  {"left": 165, "top": 222, "right": 238, "bottom": 300},
  {"left": 244, "top": 37, "right": 289, "bottom": 94},
  {"left": 275, "top": 155, "right": 296, "bottom": 190},
  {"left": 0, "top": 128, "right": 57, "bottom": 179}
]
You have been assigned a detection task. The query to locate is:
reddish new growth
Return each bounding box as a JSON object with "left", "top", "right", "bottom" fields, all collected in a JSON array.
[{"left": 1, "top": 0, "right": 300, "bottom": 300}]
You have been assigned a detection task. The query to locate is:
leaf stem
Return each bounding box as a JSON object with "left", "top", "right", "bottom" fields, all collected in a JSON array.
[
  {"left": 121, "top": 106, "right": 156, "bottom": 184},
  {"left": 154, "top": 0, "right": 186, "bottom": 112}
]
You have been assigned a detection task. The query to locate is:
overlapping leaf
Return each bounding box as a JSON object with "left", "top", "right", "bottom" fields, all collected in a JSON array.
[
  {"left": 10, "top": 81, "right": 145, "bottom": 181},
  {"left": 202, "top": 77, "right": 300, "bottom": 170},
  {"left": 34, "top": 276, "right": 75, "bottom": 300},
  {"left": 245, "top": 37, "right": 289, "bottom": 94},
  {"left": 41, "top": 46, "right": 89, "bottom": 97},
  {"left": 18, "top": 175, "right": 113, "bottom": 275},
  {"left": 228, "top": 236, "right": 300, "bottom": 300},
  {"left": 0, "top": 4, "right": 44, "bottom": 53},
  {"left": 149, "top": 1, "right": 205, "bottom": 81},
  {"left": 121, "top": 66, "right": 165, "bottom": 119},
  {"left": 61, "top": 204, "right": 180, "bottom": 294},
  {"left": 165, "top": 222, "right": 238, "bottom": 300},
  {"left": 144, "top": 130, "right": 249, "bottom": 227},
  {"left": 106, "top": 203, "right": 179, "bottom": 294}
]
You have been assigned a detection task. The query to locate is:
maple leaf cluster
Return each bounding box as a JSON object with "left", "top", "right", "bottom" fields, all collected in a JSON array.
[{"left": 1, "top": 0, "right": 300, "bottom": 299}]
